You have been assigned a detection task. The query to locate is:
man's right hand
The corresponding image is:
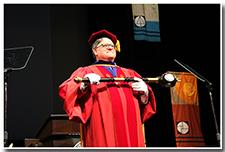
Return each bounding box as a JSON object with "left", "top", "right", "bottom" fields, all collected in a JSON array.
[
  {"left": 80, "top": 73, "right": 101, "bottom": 92},
  {"left": 83, "top": 73, "right": 101, "bottom": 85}
]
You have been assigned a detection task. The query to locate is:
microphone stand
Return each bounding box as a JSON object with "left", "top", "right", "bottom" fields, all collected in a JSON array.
[
  {"left": 174, "top": 59, "right": 220, "bottom": 146},
  {"left": 4, "top": 69, "right": 12, "bottom": 147},
  {"left": 4, "top": 46, "right": 34, "bottom": 147}
]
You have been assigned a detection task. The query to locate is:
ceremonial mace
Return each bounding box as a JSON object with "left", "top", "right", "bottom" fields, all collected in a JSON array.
[{"left": 74, "top": 72, "right": 181, "bottom": 87}]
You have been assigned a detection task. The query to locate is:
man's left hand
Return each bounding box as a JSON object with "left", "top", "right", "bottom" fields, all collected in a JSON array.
[
  {"left": 131, "top": 77, "right": 149, "bottom": 104},
  {"left": 131, "top": 77, "right": 148, "bottom": 94}
]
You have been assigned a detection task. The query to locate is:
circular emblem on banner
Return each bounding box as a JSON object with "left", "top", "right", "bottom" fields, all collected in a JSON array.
[
  {"left": 134, "top": 16, "right": 146, "bottom": 27},
  {"left": 177, "top": 121, "right": 189, "bottom": 134},
  {"left": 175, "top": 74, "right": 198, "bottom": 104}
]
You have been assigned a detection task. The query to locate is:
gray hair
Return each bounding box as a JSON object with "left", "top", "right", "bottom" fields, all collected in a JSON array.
[
  {"left": 91, "top": 38, "right": 102, "bottom": 60},
  {"left": 92, "top": 38, "right": 103, "bottom": 51}
]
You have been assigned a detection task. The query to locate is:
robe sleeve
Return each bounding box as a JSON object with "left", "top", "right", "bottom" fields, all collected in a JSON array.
[
  {"left": 58, "top": 67, "right": 95, "bottom": 124},
  {"left": 122, "top": 68, "right": 157, "bottom": 124}
]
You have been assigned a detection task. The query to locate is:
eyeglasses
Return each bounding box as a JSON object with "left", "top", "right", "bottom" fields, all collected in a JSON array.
[{"left": 96, "top": 43, "right": 115, "bottom": 49}]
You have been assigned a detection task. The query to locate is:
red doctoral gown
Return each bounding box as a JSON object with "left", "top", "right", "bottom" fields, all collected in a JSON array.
[{"left": 59, "top": 64, "right": 156, "bottom": 147}]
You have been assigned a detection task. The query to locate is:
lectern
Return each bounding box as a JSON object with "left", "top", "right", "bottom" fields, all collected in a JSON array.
[{"left": 31, "top": 114, "right": 80, "bottom": 147}]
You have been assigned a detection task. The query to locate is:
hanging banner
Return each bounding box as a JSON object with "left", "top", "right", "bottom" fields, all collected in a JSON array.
[
  {"left": 132, "top": 4, "right": 161, "bottom": 42},
  {"left": 169, "top": 72, "right": 205, "bottom": 147}
]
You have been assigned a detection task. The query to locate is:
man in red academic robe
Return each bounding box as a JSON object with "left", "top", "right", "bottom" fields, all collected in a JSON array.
[{"left": 59, "top": 29, "right": 156, "bottom": 147}]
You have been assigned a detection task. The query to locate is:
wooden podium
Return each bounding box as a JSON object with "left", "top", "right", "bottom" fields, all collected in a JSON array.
[{"left": 26, "top": 114, "right": 80, "bottom": 147}]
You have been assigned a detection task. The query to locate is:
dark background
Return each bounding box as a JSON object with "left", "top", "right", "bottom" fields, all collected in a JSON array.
[{"left": 4, "top": 4, "right": 220, "bottom": 147}]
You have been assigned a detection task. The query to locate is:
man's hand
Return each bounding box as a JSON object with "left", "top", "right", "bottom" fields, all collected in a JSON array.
[
  {"left": 80, "top": 73, "right": 101, "bottom": 92},
  {"left": 84, "top": 73, "right": 101, "bottom": 85},
  {"left": 131, "top": 77, "right": 149, "bottom": 104},
  {"left": 131, "top": 77, "right": 148, "bottom": 94}
]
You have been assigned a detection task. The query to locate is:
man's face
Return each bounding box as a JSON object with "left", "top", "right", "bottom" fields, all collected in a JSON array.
[{"left": 93, "top": 38, "right": 116, "bottom": 62}]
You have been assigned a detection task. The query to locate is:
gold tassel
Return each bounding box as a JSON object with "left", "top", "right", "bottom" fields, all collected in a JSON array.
[{"left": 115, "top": 40, "right": 121, "bottom": 52}]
